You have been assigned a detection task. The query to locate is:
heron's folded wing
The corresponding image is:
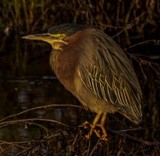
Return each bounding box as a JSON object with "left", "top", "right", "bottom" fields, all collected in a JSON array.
[{"left": 78, "top": 29, "right": 142, "bottom": 123}]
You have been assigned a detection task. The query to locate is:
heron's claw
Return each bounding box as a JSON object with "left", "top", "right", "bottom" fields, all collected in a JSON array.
[{"left": 81, "top": 121, "right": 107, "bottom": 140}]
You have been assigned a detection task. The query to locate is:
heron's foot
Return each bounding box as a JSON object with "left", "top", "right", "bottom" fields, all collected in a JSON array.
[
  {"left": 93, "top": 124, "right": 107, "bottom": 140},
  {"left": 81, "top": 121, "right": 107, "bottom": 140},
  {"left": 81, "top": 121, "right": 90, "bottom": 129}
]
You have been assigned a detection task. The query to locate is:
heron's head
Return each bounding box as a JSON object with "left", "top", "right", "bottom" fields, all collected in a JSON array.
[{"left": 22, "top": 23, "right": 88, "bottom": 51}]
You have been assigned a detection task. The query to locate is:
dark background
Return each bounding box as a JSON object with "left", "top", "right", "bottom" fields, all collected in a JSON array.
[{"left": 0, "top": 0, "right": 159, "bottom": 155}]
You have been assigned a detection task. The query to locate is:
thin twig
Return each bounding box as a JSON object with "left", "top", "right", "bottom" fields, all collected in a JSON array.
[
  {"left": 0, "top": 104, "right": 84, "bottom": 122},
  {"left": 89, "top": 139, "right": 101, "bottom": 156},
  {"left": 108, "top": 129, "right": 160, "bottom": 146},
  {"left": 125, "top": 39, "right": 160, "bottom": 50},
  {"left": 0, "top": 118, "right": 69, "bottom": 128}
]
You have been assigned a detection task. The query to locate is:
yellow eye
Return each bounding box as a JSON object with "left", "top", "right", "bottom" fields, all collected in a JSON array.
[{"left": 60, "top": 34, "right": 66, "bottom": 39}]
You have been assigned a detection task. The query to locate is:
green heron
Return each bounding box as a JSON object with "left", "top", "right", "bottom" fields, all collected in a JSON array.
[{"left": 23, "top": 23, "right": 142, "bottom": 139}]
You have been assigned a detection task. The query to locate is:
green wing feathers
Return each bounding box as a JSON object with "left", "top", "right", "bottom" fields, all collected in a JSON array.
[{"left": 78, "top": 29, "right": 142, "bottom": 124}]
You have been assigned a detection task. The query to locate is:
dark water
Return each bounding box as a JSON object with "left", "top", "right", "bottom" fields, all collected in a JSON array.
[{"left": 0, "top": 76, "right": 85, "bottom": 155}]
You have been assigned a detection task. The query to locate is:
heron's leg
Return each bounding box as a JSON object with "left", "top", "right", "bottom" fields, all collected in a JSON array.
[
  {"left": 85, "top": 110, "right": 102, "bottom": 139},
  {"left": 94, "top": 112, "right": 107, "bottom": 139}
]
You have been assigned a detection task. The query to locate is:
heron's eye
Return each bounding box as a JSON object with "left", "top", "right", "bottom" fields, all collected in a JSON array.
[{"left": 60, "top": 34, "right": 66, "bottom": 39}]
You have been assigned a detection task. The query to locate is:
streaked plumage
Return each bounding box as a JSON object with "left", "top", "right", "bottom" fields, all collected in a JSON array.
[
  {"left": 23, "top": 23, "right": 142, "bottom": 139},
  {"left": 77, "top": 28, "right": 142, "bottom": 124}
]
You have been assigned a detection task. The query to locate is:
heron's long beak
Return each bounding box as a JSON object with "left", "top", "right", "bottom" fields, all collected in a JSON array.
[{"left": 22, "top": 33, "right": 64, "bottom": 45}]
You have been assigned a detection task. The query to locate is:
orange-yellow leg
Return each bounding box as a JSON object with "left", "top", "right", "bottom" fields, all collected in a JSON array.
[
  {"left": 82, "top": 111, "right": 107, "bottom": 140},
  {"left": 94, "top": 112, "right": 107, "bottom": 139},
  {"left": 85, "top": 111, "right": 102, "bottom": 139}
]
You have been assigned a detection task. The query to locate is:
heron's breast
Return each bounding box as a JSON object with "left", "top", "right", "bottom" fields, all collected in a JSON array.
[{"left": 49, "top": 48, "right": 80, "bottom": 92}]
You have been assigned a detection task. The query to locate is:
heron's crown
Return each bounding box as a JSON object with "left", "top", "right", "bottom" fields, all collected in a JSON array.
[{"left": 49, "top": 23, "right": 88, "bottom": 36}]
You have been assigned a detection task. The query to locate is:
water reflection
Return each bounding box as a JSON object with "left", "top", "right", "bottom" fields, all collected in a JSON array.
[{"left": 0, "top": 76, "right": 83, "bottom": 155}]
